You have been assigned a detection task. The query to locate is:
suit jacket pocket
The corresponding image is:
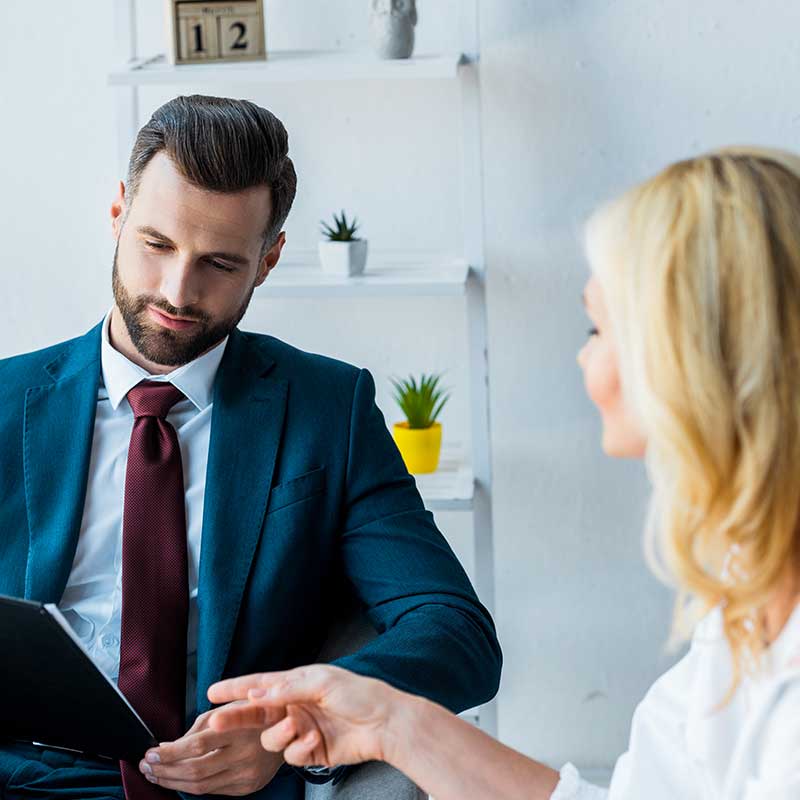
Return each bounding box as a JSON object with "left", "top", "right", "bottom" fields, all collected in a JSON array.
[{"left": 266, "top": 466, "right": 326, "bottom": 515}]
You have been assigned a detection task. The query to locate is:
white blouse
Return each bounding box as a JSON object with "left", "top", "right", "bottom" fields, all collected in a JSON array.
[{"left": 553, "top": 603, "right": 800, "bottom": 800}]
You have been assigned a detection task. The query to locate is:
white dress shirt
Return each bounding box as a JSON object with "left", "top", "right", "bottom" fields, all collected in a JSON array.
[
  {"left": 554, "top": 602, "right": 800, "bottom": 800},
  {"left": 58, "top": 311, "right": 228, "bottom": 717}
]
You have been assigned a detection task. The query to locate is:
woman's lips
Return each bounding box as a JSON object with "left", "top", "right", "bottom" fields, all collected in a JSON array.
[{"left": 147, "top": 306, "right": 199, "bottom": 331}]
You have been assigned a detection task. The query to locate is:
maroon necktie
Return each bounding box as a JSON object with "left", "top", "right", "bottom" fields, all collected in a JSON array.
[{"left": 118, "top": 381, "right": 189, "bottom": 799}]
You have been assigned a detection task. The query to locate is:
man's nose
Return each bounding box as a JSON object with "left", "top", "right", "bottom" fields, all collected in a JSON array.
[{"left": 160, "top": 257, "right": 199, "bottom": 311}]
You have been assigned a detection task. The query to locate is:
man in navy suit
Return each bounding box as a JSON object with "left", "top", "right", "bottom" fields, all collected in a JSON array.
[{"left": 0, "top": 95, "right": 501, "bottom": 799}]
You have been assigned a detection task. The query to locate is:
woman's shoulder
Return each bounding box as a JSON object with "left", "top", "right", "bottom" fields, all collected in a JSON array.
[
  {"left": 694, "top": 603, "right": 800, "bottom": 797},
  {"left": 616, "top": 605, "right": 800, "bottom": 798},
  {"left": 629, "top": 606, "right": 731, "bottom": 741}
]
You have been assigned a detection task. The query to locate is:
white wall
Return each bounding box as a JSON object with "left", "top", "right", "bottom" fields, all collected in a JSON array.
[
  {"left": 480, "top": 0, "right": 800, "bottom": 772},
  {"left": 2, "top": 0, "right": 799, "bottom": 777}
]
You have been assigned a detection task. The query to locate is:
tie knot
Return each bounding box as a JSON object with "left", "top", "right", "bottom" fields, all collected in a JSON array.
[{"left": 127, "top": 381, "right": 185, "bottom": 419}]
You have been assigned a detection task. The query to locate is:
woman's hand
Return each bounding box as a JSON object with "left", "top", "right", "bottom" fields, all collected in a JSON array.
[
  {"left": 209, "top": 665, "right": 562, "bottom": 800},
  {"left": 207, "top": 665, "right": 407, "bottom": 769}
]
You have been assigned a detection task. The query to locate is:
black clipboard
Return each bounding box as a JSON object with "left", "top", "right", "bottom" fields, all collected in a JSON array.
[{"left": 0, "top": 594, "right": 157, "bottom": 761}]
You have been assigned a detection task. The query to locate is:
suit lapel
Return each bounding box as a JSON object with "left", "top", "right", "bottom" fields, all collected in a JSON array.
[
  {"left": 195, "top": 330, "right": 287, "bottom": 711},
  {"left": 23, "top": 324, "right": 102, "bottom": 602}
]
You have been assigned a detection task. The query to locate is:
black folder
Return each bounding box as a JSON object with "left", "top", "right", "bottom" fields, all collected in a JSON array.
[{"left": 0, "top": 594, "right": 157, "bottom": 760}]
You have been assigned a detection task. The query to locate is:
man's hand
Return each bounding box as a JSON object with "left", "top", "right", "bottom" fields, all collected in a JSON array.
[{"left": 138, "top": 701, "right": 286, "bottom": 796}]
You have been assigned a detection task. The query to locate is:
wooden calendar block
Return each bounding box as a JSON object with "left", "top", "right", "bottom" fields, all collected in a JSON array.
[
  {"left": 178, "top": 15, "right": 219, "bottom": 61},
  {"left": 166, "top": 0, "right": 266, "bottom": 65},
  {"left": 218, "top": 12, "right": 262, "bottom": 58}
]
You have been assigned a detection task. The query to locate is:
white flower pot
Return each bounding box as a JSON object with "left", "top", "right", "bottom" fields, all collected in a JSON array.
[{"left": 318, "top": 239, "right": 368, "bottom": 277}]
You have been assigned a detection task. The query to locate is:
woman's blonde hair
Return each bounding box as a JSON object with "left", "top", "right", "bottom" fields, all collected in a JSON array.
[{"left": 586, "top": 148, "right": 800, "bottom": 692}]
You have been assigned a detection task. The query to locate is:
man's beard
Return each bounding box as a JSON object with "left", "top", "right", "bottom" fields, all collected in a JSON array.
[{"left": 111, "top": 244, "right": 255, "bottom": 368}]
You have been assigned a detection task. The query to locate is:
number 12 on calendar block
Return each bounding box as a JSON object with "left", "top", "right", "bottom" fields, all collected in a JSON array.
[{"left": 167, "top": 0, "right": 266, "bottom": 64}]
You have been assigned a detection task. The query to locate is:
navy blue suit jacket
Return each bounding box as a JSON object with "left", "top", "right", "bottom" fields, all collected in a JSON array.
[{"left": 0, "top": 323, "right": 502, "bottom": 798}]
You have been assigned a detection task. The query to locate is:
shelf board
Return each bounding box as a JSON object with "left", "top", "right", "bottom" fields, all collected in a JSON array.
[
  {"left": 109, "top": 51, "right": 466, "bottom": 87},
  {"left": 255, "top": 258, "right": 470, "bottom": 298},
  {"left": 415, "top": 450, "right": 474, "bottom": 512}
]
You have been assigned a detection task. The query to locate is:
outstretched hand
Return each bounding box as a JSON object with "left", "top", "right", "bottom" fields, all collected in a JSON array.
[{"left": 207, "top": 665, "right": 403, "bottom": 768}]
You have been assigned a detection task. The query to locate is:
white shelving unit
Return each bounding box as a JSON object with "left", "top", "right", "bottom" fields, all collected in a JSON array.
[
  {"left": 109, "top": 50, "right": 466, "bottom": 85},
  {"left": 110, "top": 0, "right": 496, "bottom": 737},
  {"left": 255, "top": 253, "right": 471, "bottom": 299},
  {"left": 414, "top": 449, "right": 475, "bottom": 512}
]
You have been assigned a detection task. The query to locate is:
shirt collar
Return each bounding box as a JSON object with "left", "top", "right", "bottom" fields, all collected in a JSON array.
[{"left": 100, "top": 310, "right": 228, "bottom": 412}]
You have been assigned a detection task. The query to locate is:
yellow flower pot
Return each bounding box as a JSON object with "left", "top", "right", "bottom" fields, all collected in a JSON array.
[{"left": 393, "top": 422, "right": 442, "bottom": 474}]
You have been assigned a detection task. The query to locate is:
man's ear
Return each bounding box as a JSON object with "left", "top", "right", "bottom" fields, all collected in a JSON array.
[
  {"left": 255, "top": 232, "right": 286, "bottom": 287},
  {"left": 111, "top": 180, "right": 127, "bottom": 241}
]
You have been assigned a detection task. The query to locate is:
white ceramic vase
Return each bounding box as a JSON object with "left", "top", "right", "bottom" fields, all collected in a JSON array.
[
  {"left": 318, "top": 239, "right": 368, "bottom": 277},
  {"left": 369, "top": 0, "right": 417, "bottom": 60}
]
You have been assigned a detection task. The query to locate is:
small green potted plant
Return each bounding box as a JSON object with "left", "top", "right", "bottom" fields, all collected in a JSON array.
[
  {"left": 318, "top": 210, "right": 368, "bottom": 276},
  {"left": 390, "top": 373, "right": 450, "bottom": 474}
]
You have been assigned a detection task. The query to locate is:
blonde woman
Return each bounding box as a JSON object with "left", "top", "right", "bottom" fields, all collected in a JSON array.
[{"left": 203, "top": 149, "right": 800, "bottom": 799}]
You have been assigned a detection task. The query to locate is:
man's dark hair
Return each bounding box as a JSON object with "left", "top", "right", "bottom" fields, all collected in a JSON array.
[{"left": 126, "top": 94, "right": 297, "bottom": 254}]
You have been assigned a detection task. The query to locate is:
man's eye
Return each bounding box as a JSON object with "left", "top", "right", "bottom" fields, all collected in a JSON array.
[
  {"left": 210, "top": 260, "right": 235, "bottom": 273},
  {"left": 145, "top": 241, "right": 169, "bottom": 250}
]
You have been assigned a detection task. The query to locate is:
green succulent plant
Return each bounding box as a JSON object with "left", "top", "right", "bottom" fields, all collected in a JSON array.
[
  {"left": 390, "top": 373, "right": 450, "bottom": 430},
  {"left": 320, "top": 210, "right": 361, "bottom": 241}
]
